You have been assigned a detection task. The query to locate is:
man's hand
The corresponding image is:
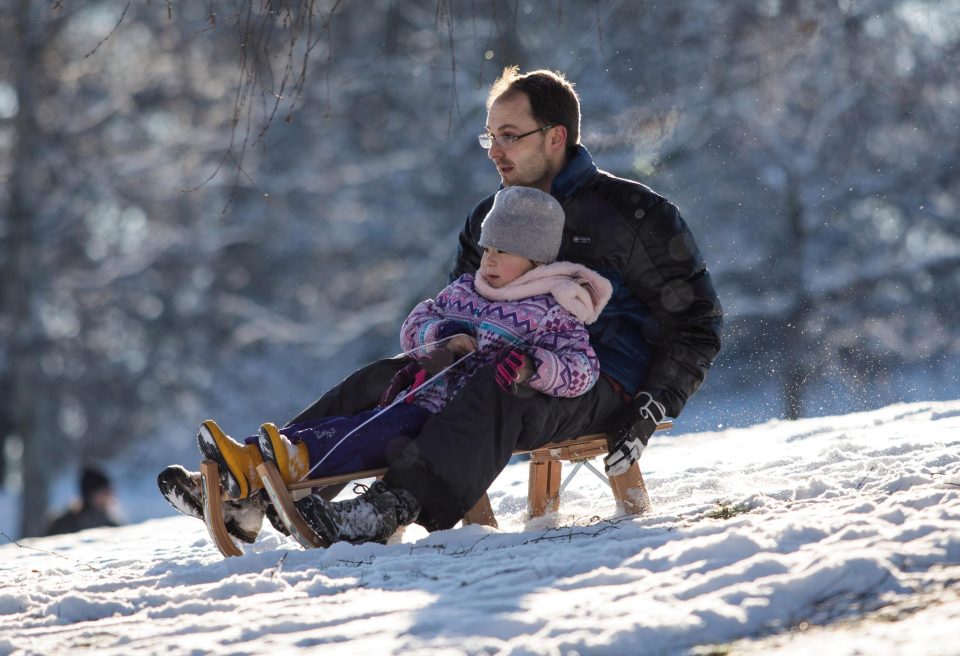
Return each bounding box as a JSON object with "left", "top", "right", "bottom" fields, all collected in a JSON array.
[
  {"left": 494, "top": 347, "right": 534, "bottom": 392},
  {"left": 604, "top": 391, "right": 666, "bottom": 476}
]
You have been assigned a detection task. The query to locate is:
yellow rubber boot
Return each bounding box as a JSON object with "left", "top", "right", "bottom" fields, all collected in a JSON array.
[
  {"left": 258, "top": 423, "right": 311, "bottom": 484},
  {"left": 197, "top": 419, "right": 264, "bottom": 499}
]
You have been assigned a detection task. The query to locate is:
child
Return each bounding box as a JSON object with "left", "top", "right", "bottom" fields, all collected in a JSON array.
[{"left": 159, "top": 186, "right": 612, "bottom": 545}]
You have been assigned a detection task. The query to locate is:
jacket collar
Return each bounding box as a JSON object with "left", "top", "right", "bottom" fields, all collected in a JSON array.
[
  {"left": 491, "top": 144, "right": 598, "bottom": 202},
  {"left": 550, "top": 145, "right": 598, "bottom": 201}
]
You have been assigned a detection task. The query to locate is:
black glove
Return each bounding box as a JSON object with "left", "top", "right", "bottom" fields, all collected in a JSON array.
[{"left": 603, "top": 391, "right": 666, "bottom": 476}]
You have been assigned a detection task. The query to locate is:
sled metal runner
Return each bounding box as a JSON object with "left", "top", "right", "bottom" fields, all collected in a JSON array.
[{"left": 201, "top": 422, "right": 671, "bottom": 558}]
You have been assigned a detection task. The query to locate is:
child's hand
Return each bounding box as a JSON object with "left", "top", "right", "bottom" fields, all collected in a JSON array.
[
  {"left": 446, "top": 334, "right": 478, "bottom": 356},
  {"left": 494, "top": 348, "right": 534, "bottom": 392}
]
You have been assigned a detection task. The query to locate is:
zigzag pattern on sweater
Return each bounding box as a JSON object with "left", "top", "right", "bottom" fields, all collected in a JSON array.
[
  {"left": 442, "top": 296, "right": 481, "bottom": 317},
  {"left": 480, "top": 305, "right": 537, "bottom": 335}
]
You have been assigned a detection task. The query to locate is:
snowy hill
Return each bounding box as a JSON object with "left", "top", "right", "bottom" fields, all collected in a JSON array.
[{"left": 2, "top": 400, "right": 959, "bottom": 655}]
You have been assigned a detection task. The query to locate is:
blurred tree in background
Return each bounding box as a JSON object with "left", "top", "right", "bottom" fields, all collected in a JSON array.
[
  {"left": 1, "top": 1, "right": 252, "bottom": 535},
  {"left": 1, "top": 0, "right": 957, "bottom": 536}
]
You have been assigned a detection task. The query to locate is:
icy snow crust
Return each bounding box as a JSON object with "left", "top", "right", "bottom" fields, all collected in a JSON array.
[{"left": 2, "top": 400, "right": 959, "bottom": 655}]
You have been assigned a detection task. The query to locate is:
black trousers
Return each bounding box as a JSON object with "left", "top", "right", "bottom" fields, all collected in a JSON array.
[{"left": 289, "top": 356, "right": 625, "bottom": 530}]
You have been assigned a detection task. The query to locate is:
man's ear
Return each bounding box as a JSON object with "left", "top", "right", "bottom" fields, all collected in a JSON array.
[{"left": 548, "top": 125, "right": 568, "bottom": 152}]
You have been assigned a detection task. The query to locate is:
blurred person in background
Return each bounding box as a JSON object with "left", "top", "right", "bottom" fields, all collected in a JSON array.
[{"left": 45, "top": 466, "right": 121, "bottom": 535}]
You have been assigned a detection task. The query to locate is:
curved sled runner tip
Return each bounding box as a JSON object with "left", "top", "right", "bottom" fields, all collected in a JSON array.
[
  {"left": 256, "top": 461, "right": 329, "bottom": 549},
  {"left": 200, "top": 460, "right": 244, "bottom": 558}
]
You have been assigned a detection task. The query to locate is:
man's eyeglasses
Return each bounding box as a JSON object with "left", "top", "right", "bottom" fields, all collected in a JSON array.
[{"left": 478, "top": 125, "right": 554, "bottom": 150}]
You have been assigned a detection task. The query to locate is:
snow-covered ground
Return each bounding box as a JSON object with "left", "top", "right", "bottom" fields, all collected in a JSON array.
[{"left": 2, "top": 399, "right": 959, "bottom": 655}]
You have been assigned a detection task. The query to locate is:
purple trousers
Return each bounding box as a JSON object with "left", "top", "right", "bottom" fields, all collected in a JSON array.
[{"left": 244, "top": 403, "right": 431, "bottom": 479}]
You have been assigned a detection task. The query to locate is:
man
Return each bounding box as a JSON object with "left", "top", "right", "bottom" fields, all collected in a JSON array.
[
  {"left": 288, "top": 67, "right": 722, "bottom": 544},
  {"left": 46, "top": 466, "right": 121, "bottom": 535}
]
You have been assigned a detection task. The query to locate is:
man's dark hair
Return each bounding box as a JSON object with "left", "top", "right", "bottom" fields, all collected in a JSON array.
[{"left": 488, "top": 66, "right": 581, "bottom": 154}]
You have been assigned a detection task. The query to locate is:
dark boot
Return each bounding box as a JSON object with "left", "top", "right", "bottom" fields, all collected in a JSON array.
[
  {"left": 294, "top": 481, "right": 420, "bottom": 545},
  {"left": 157, "top": 464, "right": 266, "bottom": 543},
  {"left": 264, "top": 502, "right": 290, "bottom": 537}
]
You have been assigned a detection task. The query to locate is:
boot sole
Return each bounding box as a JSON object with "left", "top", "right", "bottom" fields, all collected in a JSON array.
[
  {"left": 258, "top": 423, "right": 294, "bottom": 483},
  {"left": 197, "top": 420, "right": 248, "bottom": 500},
  {"left": 257, "top": 423, "right": 283, "bottom": 469},
  {"left": 157, "top": 464, "right": 258, "bottom": 543},
  {"left": 294, "top": 495, "right": 342, "bottom": 544},
  {"left": 157, "top": 465, "right": 204, "bottom": 520}
]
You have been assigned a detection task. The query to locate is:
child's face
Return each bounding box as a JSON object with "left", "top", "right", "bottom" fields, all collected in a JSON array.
[{"left": 479, "top": 247, "right": 537, "bottom": 288}]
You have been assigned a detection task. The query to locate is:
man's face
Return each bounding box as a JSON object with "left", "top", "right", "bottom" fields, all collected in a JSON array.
[{"left": 484, "top": 93, "right": 554, "bottom": 191}]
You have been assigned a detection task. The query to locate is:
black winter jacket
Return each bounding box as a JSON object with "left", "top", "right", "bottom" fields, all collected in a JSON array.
[{"left": 451, "top": 146, "right": 722, "bottom": 419}]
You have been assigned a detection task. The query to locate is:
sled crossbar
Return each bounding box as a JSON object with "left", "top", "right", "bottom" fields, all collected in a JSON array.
[{"left": 202, "top": 421, "right": 671, "bottom": 557}]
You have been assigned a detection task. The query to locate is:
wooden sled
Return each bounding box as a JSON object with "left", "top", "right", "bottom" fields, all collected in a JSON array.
[{"left": 201, "top": 421, "right": 671, "bottom": 557}]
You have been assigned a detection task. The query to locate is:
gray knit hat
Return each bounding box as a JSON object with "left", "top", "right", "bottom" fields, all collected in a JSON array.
[{"left": 478, "top": 187, "right": 565, "bottom": 264}]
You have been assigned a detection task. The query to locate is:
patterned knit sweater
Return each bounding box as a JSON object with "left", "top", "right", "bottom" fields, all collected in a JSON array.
[{"left": 400, "top": 263, "right": 611, "bottom": 414}]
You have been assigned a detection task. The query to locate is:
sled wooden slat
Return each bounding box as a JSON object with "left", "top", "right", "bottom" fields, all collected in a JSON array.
[
  {"left": 287, "top": 467, "right": 388, "bottom": 492},
  {"left": 610, "top": 461, "right": 651, "bottom": 515},
  {"left": 527, "top": 459, "right": 562, "bottom": 517},
  {"left": 200, "top": 460, "right": 243, "bottom": 558}
]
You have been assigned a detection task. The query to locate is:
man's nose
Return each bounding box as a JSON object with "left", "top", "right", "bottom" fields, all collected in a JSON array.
[{"left": 488, "top": 141, "right": 504, "bottom": 160}]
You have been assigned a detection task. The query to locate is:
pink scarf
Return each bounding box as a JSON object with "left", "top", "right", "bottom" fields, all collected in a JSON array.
[{"left": 473, "top": 261, "right": 613, "bottom": 325}]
